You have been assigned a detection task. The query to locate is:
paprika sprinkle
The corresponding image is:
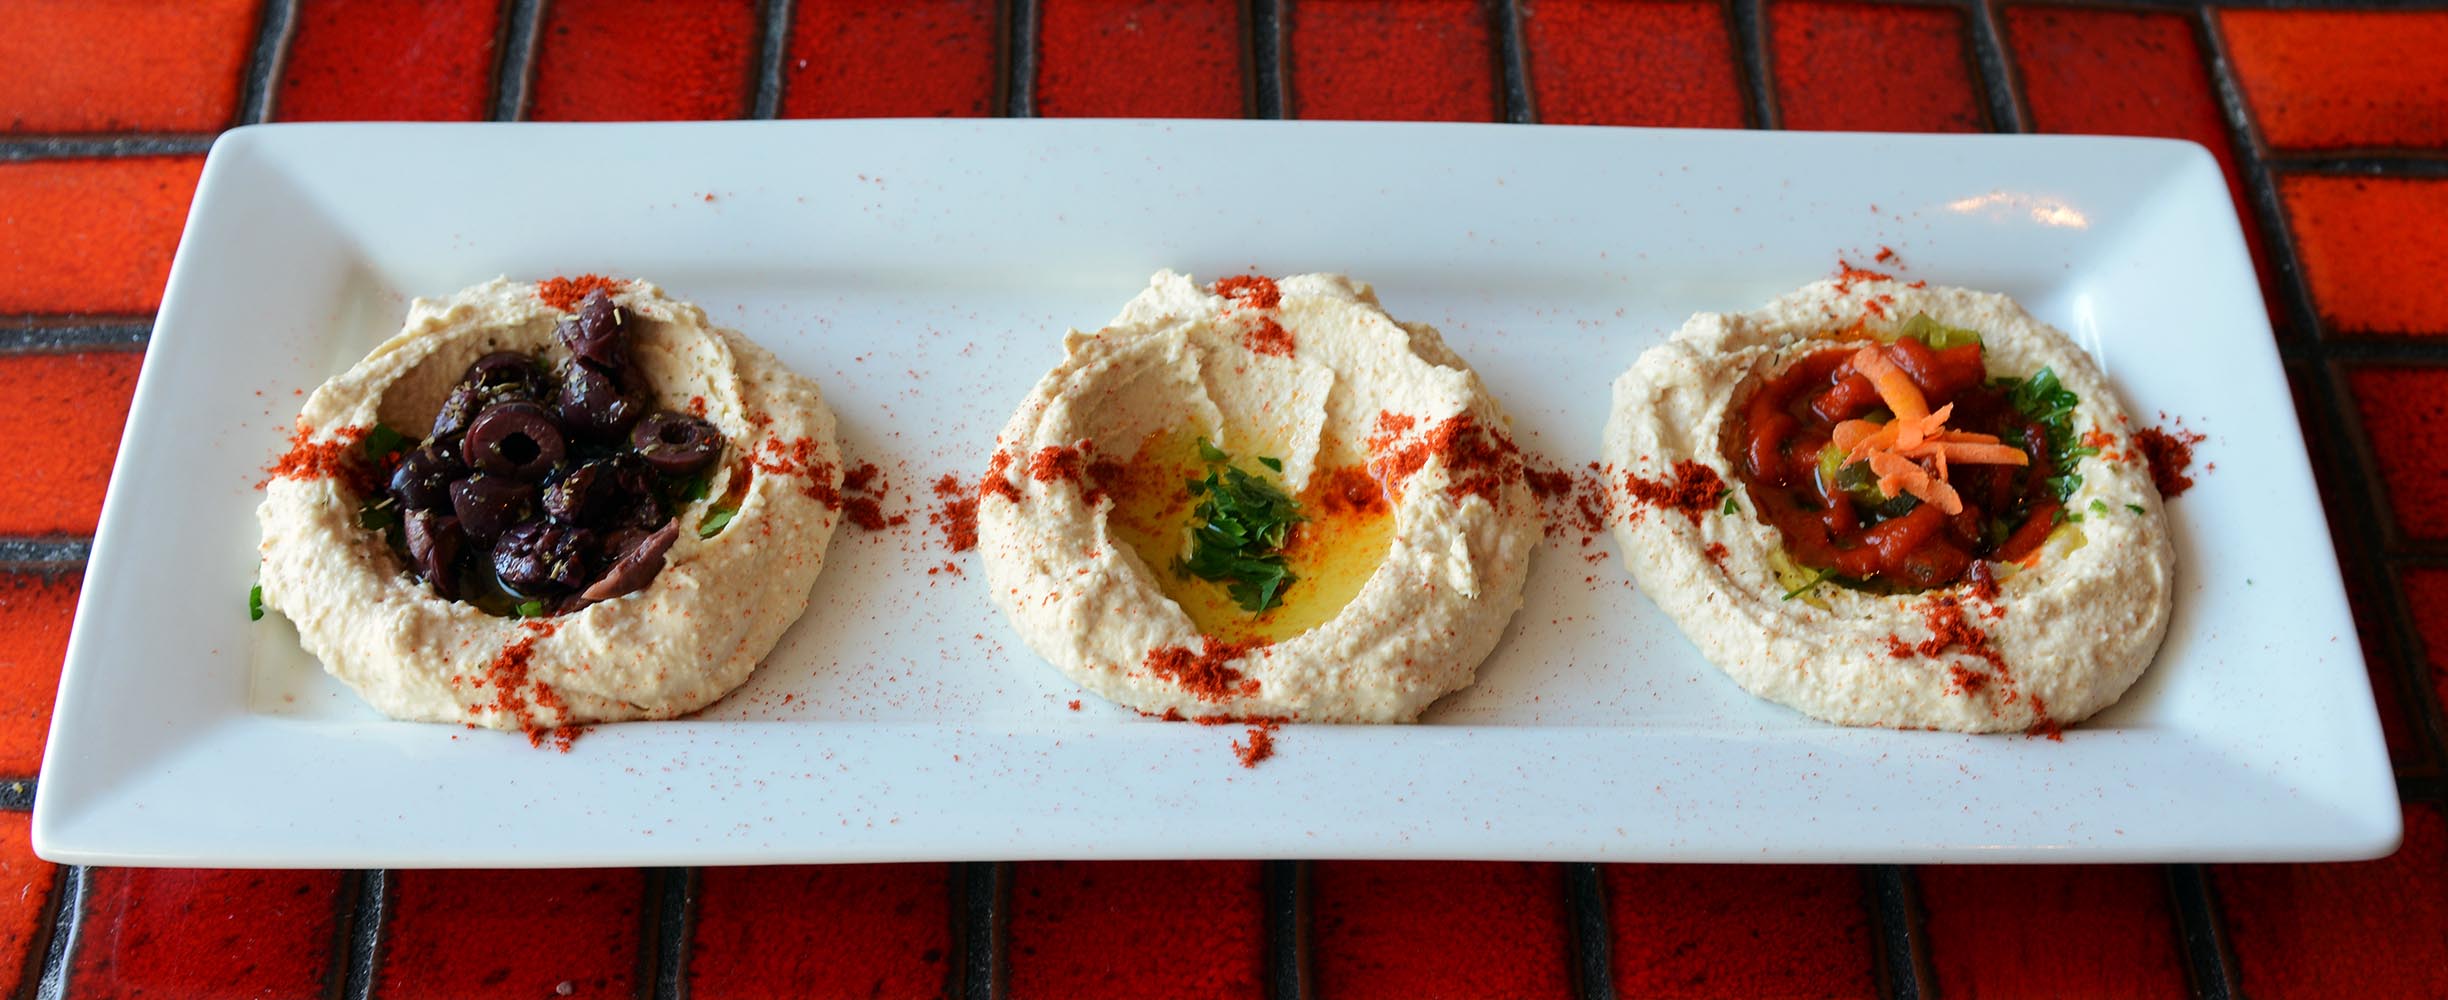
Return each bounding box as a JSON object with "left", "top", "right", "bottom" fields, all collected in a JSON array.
[
  {"left": 535, "top": 274, "right": 622, "bottom": 311},
  {"left": 2134, "top": 424, "right": 2205, "bottom": 498}
]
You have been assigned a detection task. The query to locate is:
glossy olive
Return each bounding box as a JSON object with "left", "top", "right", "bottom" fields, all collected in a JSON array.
[
  {"left": 448, "top": 474, "right": 535, "bottom": 542},
  {"left": 463, "top": 402, "right": 566, "bottom": 481},
  {"left": 388, "top": 445, "right": 463, "bottom": 512},
  {"left": 553, "top": 360, "right": 641, "bottom": 438},
  {"left": 493, "top": 520, "right": 597, "bottom": 593},
  {"left": 403, "top": 511, "right": 464, "bottom": 599},
  {"left": 556, "top": 289, "right": 631, "bottom": 372},
  {"left": 629, "top": 411, "right": 723, "bottom": 475}
]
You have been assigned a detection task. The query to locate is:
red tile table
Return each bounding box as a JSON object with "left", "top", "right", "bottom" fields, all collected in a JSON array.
[{"left": 5, "top": 1, "right": 2447, "bottom": 996}]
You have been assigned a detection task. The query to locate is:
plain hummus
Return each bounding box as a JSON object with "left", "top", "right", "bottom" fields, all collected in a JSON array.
[
  {"left": 978, "top": 271, "right": 1542, "bottom": 722},
  {"left": 1604, "top": 278, "right": 2175, "bottom": 732},
  {"left": 257, "top": 278, "right": 843, "bottom": 732}
]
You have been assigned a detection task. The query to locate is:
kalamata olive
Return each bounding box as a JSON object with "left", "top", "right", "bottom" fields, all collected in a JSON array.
[
  {"left": 466, "top": 351, "right": 547, "bottom": 393},
  {"left": 388, "top": 445, "right": 463, "bottom": 512},
  {"left": 448, "top": 474, "right": 535, "bottom": 542},
  {"left": 428, "top": 382, "right": 483, "bottom": 443},
  {"left": 493, "top": 521, "right": 597, "bottom": 593},
  {"left": 403, "top": 511, "right": 464, "bottom": 599},
  {"left": 553, "top": 360, "right": 641, "bottom": 438},
  {"left": 541, "top": 459, "right": 642, "bottom": 526},
  {"left": 578, "top": 520, "right": 679, "bottom": 603},
  {"left": 464, "top": 402, "right": 566, "bottom": 481},
  {"left": 629, "top": 411, "right": 723, "bottom": 475},
  {"left": 555, "top": 290, "right": 631, "bottom": 372}
]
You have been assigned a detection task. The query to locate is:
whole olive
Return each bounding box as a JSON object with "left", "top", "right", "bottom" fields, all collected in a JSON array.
[
  {"left": 578, "top": 520, "right": 679, "bottom": 603},
  {"left": 463, "top": 402, "right": 567, "bottom": 481},
  {"left": 629, "top": 411, "right": 724, "bottom": 475},
  {"left": 493, "top": 520, "right": 597, "bottom": 593},
  {"left": 553, "top": 360, "right": 641, "bottom": 439},
  {"left": 555, "top": 290, "right": 631, "bottom": 372},
  {"left": 448, "top": 474, "right": 536, "bottom": 542},
  {"left": 388, "top": 445, "right": 464, "bottom": 512},
  {"left": 403, "top": 511, "right": 465, "bottom": 599},
  {"left": 542, "top": 459, "right": 641, "bottom": 526}
]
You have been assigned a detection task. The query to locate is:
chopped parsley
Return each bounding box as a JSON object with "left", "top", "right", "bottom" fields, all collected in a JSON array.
[
  {"left": 2126, "top": 503, "right": 2145, "bottom": 515},
  {"left": 361, "top": 424, "right": 409, "bottom": 462},
  {"left": 2090, "top": 499, "right": 2111, "bottom": 516},
  {"left": 358, "top": 497, "right": 399, "bottom": 533},
  {"left": 513, "top": 599, "right": 545, "bottom": 618},
  {"left": 1720, "top": 489, "right": 1739, "bottom": 515},
  {"left": 1180, "top": 438, "right": 1304, "bottom": 614},
  {"left": 698, "top": 505, "right": 738, "bottom": 539},
  {"left": 248, "top": 583, "right": 264, "bottom": 622},
  {"left": 1995, "top": 366, "right": 2092, "bottom": 502}
]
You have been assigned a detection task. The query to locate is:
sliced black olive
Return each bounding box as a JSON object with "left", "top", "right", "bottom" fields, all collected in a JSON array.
[
  {"left": 629, "top": 411, "right": 723, "bottom": 475},
  {"left": 466, "top": 351, "right": 547, "bottom": 394},
  {"left": 493, "top": 520, "right": 597, "bottom": 593},
  {"left": 448, "top": 474, "right": 535, "bottom": 542},
  {"left": 403, "top": 511, "right": 464, "bottom": 599},
  {"left": 388, "top": 445, "right": 464, "bottom": 512},
  {"left": 555, "top": 289, "right": 631, "bottom": 372},
  {"left": 577, "top": 520, "right": 679, "bottom": 603},
  {"left": 553, "top": 359, "right": 642, "bottom": 439},
  {"left": 464, "top": 402, "right": 566, "bottom": 481}
]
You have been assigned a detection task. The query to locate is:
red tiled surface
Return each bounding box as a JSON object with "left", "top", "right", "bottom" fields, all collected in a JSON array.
[
  {"left": 71, "top": 868, "right": 344, "bottom": 997},
  {"left": 377, "top": 869, "right": 645, "bottom": 999},
  {"left": 274, "top": 0, "right": 504, "bottom": 122},
  {"left": 527, "top": 0, "right": 759, "bottom": 121},
  {"left": 2216, "top": 803, "right": 2448, "bottom": 999},
  {"left": 2345, "top": 366, "right": 2448, "bottom": 543},
  {"left": 0, "top": 814, "right": 54, "bottom": 1000},
  {"left": 2401, "top": 568, "right": 2448, "bottom": 729},
  {"left": 1311, "top": 862, "right": 1572, "bottom": 999},
  {"left": 0, "top": 157, "right": 204, "bottom": 316},
  {"left": 2220, "top": 11, "right": 2448, "bottom": 153},
  {"left": 1289, "top": 0, "right": 1498, "bottom": 122},
  {"left": 1007, "top": 861, "right": 1263, "bottom": 999},
  {"left": 1519, "top": 0, "right": 1745, "bottom": 128},
  {"left": 0, "top": 572, "right": 79, "bottom": 777},
  {"left": 0, "top": 353, "right": 143, "bottom": 537},
  {"left": 1036, "top": 0, "right": 1245, "bottom": 118},
  {"left": 1767, "top": 0, "right": 1984, "bottom": 133},
  {"left": 0, "top": 0, "right": 259, "bottom": 134},
  {"left": 688, "top": 864, "right": 953, "bottom": 999},
  {"left": 1919, "top": 866, "right": 2186, "bottom": 999},
  {"left": 2281, "top": 176, "right": 2448, "bottom": 337},
  {"left": 1604, "top": 865, "right": 1876, "bottom": 998},
  {"left": 782, "top": 0, "right": 1002, "bottom": 118}
]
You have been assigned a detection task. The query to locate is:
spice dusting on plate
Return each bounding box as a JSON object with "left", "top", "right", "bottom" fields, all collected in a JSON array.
[{"left": 2134, "top": 423, "right": 2206, "bottom": 498}]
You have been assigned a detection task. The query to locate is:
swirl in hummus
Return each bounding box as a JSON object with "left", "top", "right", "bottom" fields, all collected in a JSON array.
[
  {"left": 1604, "top": 277, "right": 2174, "bottom": 733},
  {"left": 978, "top": 271, "right": 1542, "bottom": 722},
  {"left": 256, "top": 278, "right": 843, "bottom": 735}
]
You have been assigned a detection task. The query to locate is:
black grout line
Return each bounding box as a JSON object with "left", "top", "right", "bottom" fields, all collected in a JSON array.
[
  {"left": 2264, "top": 154, "right": 2448, "bottom": 178},
  {"left": 958, "top": 862, "right": 1005, "bottom": 1000},
  {"left": 0, "top": 321, "right": 149, "bottom": 353},
  {"left": 751, "top": 0, "right": 795, "bottom": 120},
  {"left": 1262, "top": 861, "right": 1308, "bottom": 1000},
  {"left": 2371, "top": 546, "right": 2448, "bottom": 775},
  {"left": 1497, "top": 0, "right": 1535, "bottom": 125},
  {"left": 2197, "top": 9, "right": 2319, "bottom": 345},
  {"left": 491, "top": 0, "right": 546, "bottom": 122},
  {"left": 2404, "top": 774, "right": 2448, "bottom": 802},
  {"left": 0, "top": 780, "right": 29, "bottom": 812},
  {"left": 1564, "top": 864, "right": 1615, "bottom": 1000},
  {"left": 1252, "top": 0, "right": 1287, "bottom": 120},
  {"left": 1004, "top": 0, "right": 1038, "bottom": 118},
  {"left": 651, "top": 868, "right": 696, "bottom": 1000},
  {"left": 1966, "top": 0, "right": 2028, "bottom": 132},
  {"left": 2323, "top": 339, "right": 2448, "bottom": 364},
  {"left": 0, "top": 539, "right": 90, "bottom": 573},
  {"left": 236, "top": 0, "right": 300, "bottom": 126},
  {"left": 0, "top": 137, "right": 216, "bottom": 162},
  {"left": 321, "top": 870, "right": 364, "bottom": 1000},
  {"left": 339, "top": 870, "right": 388, "bottom": 1000},
  {"left": 31, "top": 866, "right": 88, "bottom": 1000},
  {"left": 1731, "top": 0, "right": 1778, "bottom": 131},
  {"left": 2168, "top": 866, "right": 2241, "bottom": 1000},
  {"left": 1868, "top": 866, "right": 1929, "bottom": 1000}
]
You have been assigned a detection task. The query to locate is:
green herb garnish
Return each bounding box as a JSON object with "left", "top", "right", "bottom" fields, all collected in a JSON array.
[
  {"left": 1996, "top": 366, "right": 2089, "bottom": 503},
  {"left": 1782, "top": 566, "right": 1839, "bottom": 601},
  {"left": 358, "top": 498, "right": 399, "bottom": 533},
  {"left": 248, "top": 583, "right": 264, "bottom": 621},
  {"left": 2126, "top": 503, "right": 2145, "bottom": 515},
  {"left": 513, "top": 599, "right": 545, "bottom": 618},
  {"left": 698, "top": 505, "right": 738, "bottom": 539},
  {"left": 1898, "top": 313, "right": 1983, "bottom": 351},
  {"left": 1180, "top": 438, "right": 1304, "bottom": 614},
  {"left": 361, "top": 424, "right": 408, "bottom": 461},
  {"left": 1259, "top": 456, "right": 1284, "bottom": 473},
  {"left": 1720, "top": 490, "right": 1739, "bottom": 515},
  {"left": 2089, "top": 499, "right": 2110, "bottom": 516}
]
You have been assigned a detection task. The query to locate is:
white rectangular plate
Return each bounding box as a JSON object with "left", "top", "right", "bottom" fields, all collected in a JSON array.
[{"left": 36, "top": 120, "right": 2399, "bottom": 867}]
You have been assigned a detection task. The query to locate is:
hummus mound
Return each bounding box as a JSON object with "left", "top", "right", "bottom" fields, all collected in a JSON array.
[
  {"left": 979, "top": 271, "right": 1541, "bottom": 723},
  {"left": 256, "top": 278, "right": 843, "bottom": 732},
  {"left": 1603, "top": 279, "right": 2175, "bottom": 733}
]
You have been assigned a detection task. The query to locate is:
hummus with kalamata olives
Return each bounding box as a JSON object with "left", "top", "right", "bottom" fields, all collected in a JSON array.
[
  {"left": 978, "top": 271, "right": 1542, "bottom": 723},
  {"left": 256, "top": 278, "right": 842, "bottom": 735},
  {"left": 1604, "top": 278, "right": 2174, "bottom": 733}
]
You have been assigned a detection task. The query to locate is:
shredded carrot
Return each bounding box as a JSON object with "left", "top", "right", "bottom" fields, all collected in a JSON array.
[
  {"left": 1850, "top": 345, "right": 1930, "bottom": 424},
  {"left": 1901, "top": 440, "right": 2030, "bottom": 466},
  {"left": 1824, "top": 345, "right": 2025, "bottom": 515},
  {"left": 1869, "top": 451, "right": 1965, "bottom": 514}
]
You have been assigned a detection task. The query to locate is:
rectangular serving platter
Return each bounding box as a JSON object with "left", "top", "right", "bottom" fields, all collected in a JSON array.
[{"left": 35, "top": 120, "right": 2399, "bottom": 867}]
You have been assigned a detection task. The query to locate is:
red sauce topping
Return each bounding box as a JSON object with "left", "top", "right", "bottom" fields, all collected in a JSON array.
[
  {"left": 1233, "top": 723, "right": 1278, "bottom": 768},
  {"left": 1624, "top": 460, "right": 1727, "bottom": 526},
  {"left": 931, "top": 474, "right": 980, "bottom": 552},
  {"left": 1143, "top": 636, "right": 1267, "bottom": 701},
  {"left": 1730, "top": 340, "right": 2056, "bottom": 590},
  {"left": 535, "top": 274, "right": 621, "bottom": 311},
  {"left": 264, "top": 423, "right": 380, "bottom": 497},
  {"left": 2133, "top": 425, "right": 2205, "bottom": 498}
]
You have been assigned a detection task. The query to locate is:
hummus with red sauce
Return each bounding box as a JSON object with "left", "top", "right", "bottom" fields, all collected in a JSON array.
[{"left": 1604, "top": 278, "right": 2175, "bottom": 733}]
